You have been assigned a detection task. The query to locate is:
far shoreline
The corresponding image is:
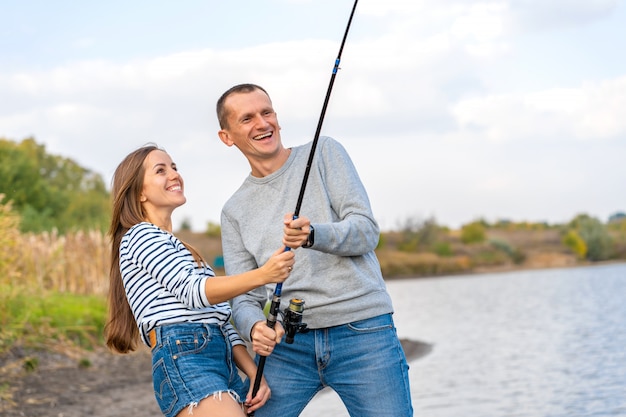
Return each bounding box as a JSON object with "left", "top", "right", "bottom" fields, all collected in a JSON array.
[{"left": 382, "top": 258, "right": 626, "bottom": 281}]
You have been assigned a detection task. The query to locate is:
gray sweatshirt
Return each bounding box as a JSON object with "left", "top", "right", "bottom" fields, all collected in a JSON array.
[{"left": 221, "top": 136, "right": 394, "bottom": 341}]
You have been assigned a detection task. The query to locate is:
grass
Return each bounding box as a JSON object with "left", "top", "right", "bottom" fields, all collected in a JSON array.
[{"left": 0, "top": 285, "right": 106, "bottom": 354}]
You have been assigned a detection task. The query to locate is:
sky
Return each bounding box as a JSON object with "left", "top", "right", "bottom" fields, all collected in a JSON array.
[{"left": 1, "top": 0, "right": 625, "bottom": 232}]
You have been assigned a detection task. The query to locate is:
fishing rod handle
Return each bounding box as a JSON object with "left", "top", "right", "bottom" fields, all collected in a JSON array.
[{"left": 249, "top": 292, "right": 282, "bottom": 406}]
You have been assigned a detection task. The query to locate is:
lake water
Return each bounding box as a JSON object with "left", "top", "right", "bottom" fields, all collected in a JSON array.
[{"left": 300, "top": 263, "right": 626, "bottom": 417}]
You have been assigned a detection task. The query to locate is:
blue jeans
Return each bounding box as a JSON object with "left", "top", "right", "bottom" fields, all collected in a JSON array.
[{"left": 255, "top": 314, "right": 413, "bottom": 417}]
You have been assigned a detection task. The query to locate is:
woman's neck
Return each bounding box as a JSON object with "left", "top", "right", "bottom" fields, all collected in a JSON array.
[{"left": 144, "top": 213, "right": 173, "bottom": 233}]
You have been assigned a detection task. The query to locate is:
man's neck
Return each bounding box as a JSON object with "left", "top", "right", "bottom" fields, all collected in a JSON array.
[{"left": 250, "top": 147, "right": 291, "bottom": 178}]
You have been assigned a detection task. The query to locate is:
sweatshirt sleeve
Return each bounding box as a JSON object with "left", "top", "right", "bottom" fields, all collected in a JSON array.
[
  {"left": 311, "top": 137, "right": 381, "bottom": 256},
  {"left": 220, "top": 212, "right": 269, "bottom": 341}
]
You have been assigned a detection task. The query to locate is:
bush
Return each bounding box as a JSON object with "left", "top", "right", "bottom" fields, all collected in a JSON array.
[
  {"left": 461, "top": 221, "right": 486, "bottom": 244},
  {"left": 470, "top": 247, "right": 510, "bottom": 267},
  {"left": 489, "top": 239, "right": 526, "bottom": 264},
  {"left": 205, "top": 221, "right": 222, "bottom": 238},
  {"left": 568, "top": 214, "right": 612, "bottom": 261},
  {"left": 396, "top": 216, "right": 440, "bottom": 252},
  {"left": 431, "top": 241, "right": 453, "bottom": 257},
  {"left": 562, "top": 230, "right": 587, "bottom": 259}
]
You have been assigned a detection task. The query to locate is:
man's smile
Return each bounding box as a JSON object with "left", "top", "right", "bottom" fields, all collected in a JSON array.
[{"left": 253, "top": 132, "right": 272, "bottom": 141}]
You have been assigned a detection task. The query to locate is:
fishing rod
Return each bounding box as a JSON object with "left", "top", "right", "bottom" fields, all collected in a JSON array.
[{"left": 248, "top": 0, "right": 359, "bottom": 413}]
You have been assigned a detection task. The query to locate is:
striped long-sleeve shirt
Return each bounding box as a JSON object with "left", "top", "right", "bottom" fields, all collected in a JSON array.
[{"left": 120, "top": 222, "right": 244, "bottom": 348}]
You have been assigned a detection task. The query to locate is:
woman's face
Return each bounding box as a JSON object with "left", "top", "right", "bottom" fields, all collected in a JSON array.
[{"left": 139, "top": 150, "right": 186, "bottom": 216}]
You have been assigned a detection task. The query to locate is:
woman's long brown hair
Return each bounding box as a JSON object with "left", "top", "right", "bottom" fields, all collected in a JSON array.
[{"left": 104, "top": 145, "right": 158, "bottom": 353}]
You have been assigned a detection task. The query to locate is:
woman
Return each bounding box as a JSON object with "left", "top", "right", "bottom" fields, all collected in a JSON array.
[{"left": 105, "top": 144, "right": 294, "bottom": 417}]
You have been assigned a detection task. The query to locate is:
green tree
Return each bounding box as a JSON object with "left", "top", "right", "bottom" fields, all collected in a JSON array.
[
  {"left": 0, "top": 139, "right": 49, "bottom": 211},
  {"left": 179, "top": 217, "right": 192, "bottom": 231},
  {"left": 0, "top": 137, "right": 110, "bottom": 233},
  {"left": 608, "top": 212, "right": 626, "bottom": 224}
]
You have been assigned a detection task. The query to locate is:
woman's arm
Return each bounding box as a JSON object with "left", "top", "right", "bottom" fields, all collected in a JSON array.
[
  {"left": 204, "top": 247, "right": 294, "bottom": 305},
  {"left": 233, "top": 345, "right": 270, "bottom": 413},
  {"left": 126, "top": 224, "right": 294, "bottom": 308}
]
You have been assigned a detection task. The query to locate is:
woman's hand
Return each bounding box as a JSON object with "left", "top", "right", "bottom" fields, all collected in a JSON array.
[
  {"left": 260, "top": 247, "right": 295, "bottom": 284},
  {"left": 232, "top": 345, "right": 272, "bottom": 413},
  {"left": 245, "top": 374, "right": 271, "bottom": 413}
]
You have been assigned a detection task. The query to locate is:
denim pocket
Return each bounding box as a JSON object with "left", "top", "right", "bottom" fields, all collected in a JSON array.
[
  {"left": 172, "top": 329, "right": 210, "bottom": 357},
  {"left": 346, "top": 314, "right": 393, "bottom": 333},
  {"left": 152, "top": 357, "right": 177, "bottom": 415}
]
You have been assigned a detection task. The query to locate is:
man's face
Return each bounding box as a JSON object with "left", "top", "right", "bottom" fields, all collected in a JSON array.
[{"left": 218, "top": 89, "right": 282, "bottom": 162}]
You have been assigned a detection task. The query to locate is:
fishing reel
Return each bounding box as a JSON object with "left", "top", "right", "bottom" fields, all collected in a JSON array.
[{"left": 283, "top": 298, "right": 308, "bottom": 344}]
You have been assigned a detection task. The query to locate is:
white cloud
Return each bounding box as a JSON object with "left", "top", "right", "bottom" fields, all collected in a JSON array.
[
  {"left": 358, "top": 1, "right": 427, "bottom": 17},
  {"left": 508, "top": 0, "right": 619, "bottom": 31},
  {"left": 578, "top": 76, "right": 626, "bottom": 138},
  {"left": 450, "top": 74, "right": 626, "bottom": 143},
  {"left": 450, "top": 3, "right": 507, "bottom": 41}
]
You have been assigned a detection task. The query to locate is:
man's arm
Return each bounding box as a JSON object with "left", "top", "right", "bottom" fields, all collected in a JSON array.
[
  {"left": 221, "top": 212, "right": 268, "bottom": 341},
  {"left": 306, "top": 137, "right": 380, "bottom": 256}
]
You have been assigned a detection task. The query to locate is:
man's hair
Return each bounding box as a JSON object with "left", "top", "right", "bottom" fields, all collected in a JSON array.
[{"left": 216, "top": 83, "right": 270, "bottom": 129}]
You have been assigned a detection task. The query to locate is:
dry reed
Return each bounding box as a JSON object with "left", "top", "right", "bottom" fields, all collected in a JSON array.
[{"left": 8, "top": 230, "right": 110, "bottom": 296}]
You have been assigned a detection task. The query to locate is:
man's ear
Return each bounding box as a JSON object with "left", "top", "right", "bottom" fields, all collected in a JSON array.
[{"left": 218, "top": 130, "right": 234, "bottom": 147}]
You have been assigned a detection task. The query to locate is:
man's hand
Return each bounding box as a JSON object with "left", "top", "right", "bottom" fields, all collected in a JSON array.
[
  {"left": 283, "top": 212, "right": 312, "bottom": 249},
  {"left": 250, "top": 320, "right": 285, "bottom": 356}
]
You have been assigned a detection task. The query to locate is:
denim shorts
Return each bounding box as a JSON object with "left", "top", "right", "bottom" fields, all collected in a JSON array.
[{"left": 150, "top": 323, "right": 249, "bottom": 417}]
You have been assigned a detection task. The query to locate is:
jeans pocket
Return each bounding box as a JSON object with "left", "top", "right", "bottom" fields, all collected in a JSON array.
[
  {"left": 152, "top": 357, "right": 177, "bottom": 415},
  {"left": 173, "top": 329, "right": 210, "bottom": 357},
  {"left": 346, "top": 314, "right": 393, "bottom": 333}
]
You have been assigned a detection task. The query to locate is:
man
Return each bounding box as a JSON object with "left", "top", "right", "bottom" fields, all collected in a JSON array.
[{"left": 216, "top": 83, "right": 413, "bottom": 417}]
